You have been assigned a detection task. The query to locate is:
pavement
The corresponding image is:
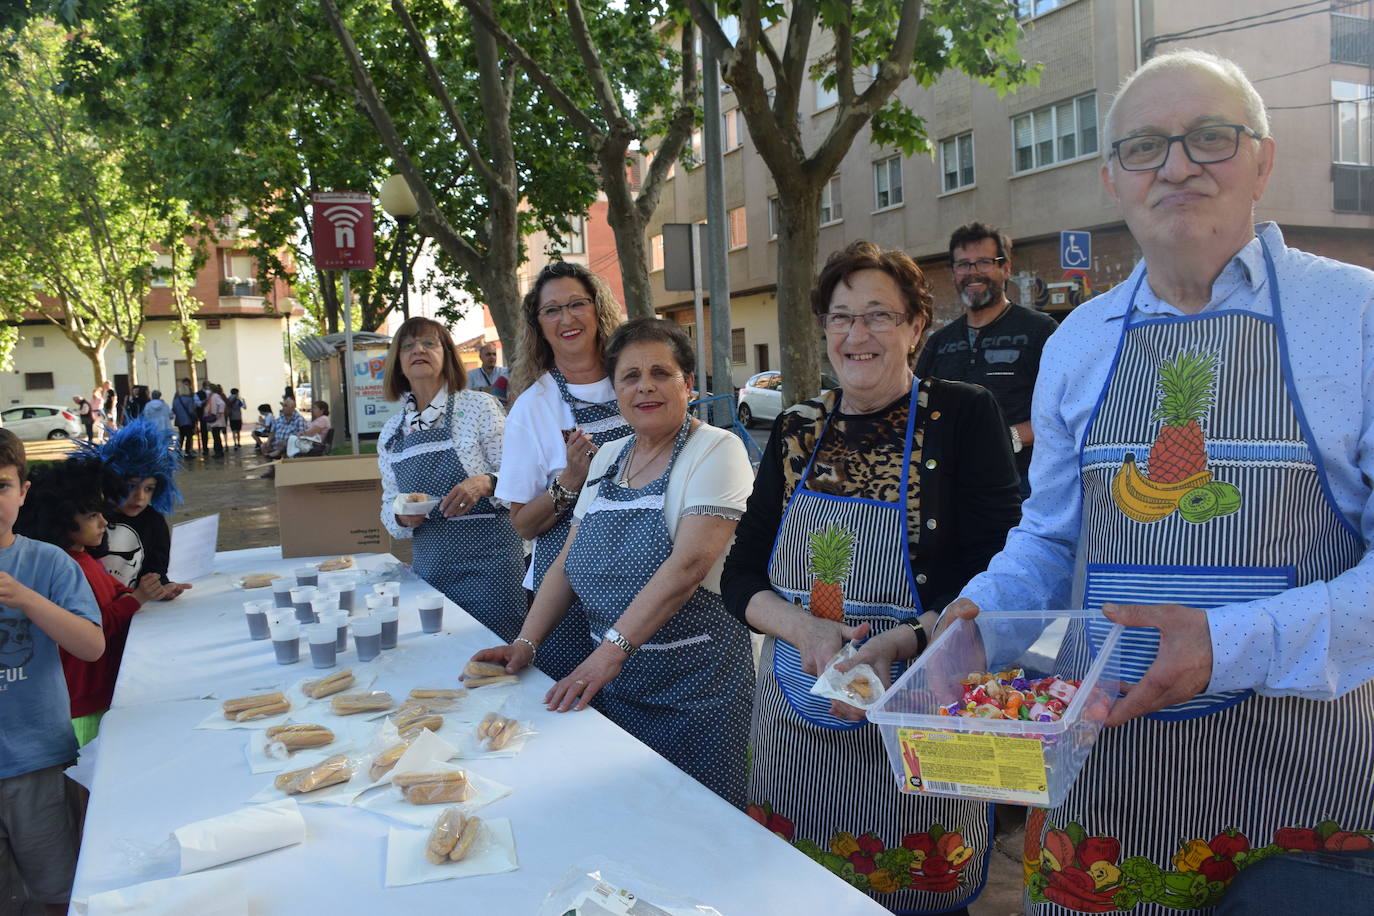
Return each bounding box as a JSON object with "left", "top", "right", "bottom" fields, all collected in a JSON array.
[{"left": 21, "top": 431, "right": 1023, "bottom": 913}]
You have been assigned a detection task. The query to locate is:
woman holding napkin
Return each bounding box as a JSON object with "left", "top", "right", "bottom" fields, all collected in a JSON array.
[{"left": 376, "top": 317, "right": 525, "bottom": 642}]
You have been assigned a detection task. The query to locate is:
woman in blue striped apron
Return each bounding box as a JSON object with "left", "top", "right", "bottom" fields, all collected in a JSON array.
[
  {"left": 495, "top": 262, "right": 632, "bottom": 683},
  {"left": 721, "top": 242, "right": 1023, "bottom": 912},
  {"left": 377, "top": 318, "right": 526, "bottom": 642},
  {"left": 474, "top": 318, "right": 756, "bottom": 804}
]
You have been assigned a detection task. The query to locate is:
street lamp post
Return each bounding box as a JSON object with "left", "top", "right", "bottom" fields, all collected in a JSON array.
[{"left": 379, "top": 174, "right": 420, "bottom": 320}]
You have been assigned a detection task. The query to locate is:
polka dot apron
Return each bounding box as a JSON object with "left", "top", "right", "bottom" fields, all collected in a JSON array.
[
  {"left": 563, "top": 417, "right": 754, "bottom": 807},
  {"left": 384, "top": 393, "right": 527, "bottom": 642},
  {"left": 752, "top": 379, "right": 992, "bottom": 914},
  {"left": 1021, "top": 235, "right": 1373, "bottom": 914},
  {"left": 528, "top": 367, "right": 634, "bottom": 682}
]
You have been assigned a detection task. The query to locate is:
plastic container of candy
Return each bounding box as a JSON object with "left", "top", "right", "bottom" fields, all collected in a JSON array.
[{"left": 868, "top": 610, "right": 1126, "bottom": 808}]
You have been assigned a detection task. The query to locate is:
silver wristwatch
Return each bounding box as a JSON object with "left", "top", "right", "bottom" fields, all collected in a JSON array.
[
  {"left": 603, "top": 626, "right": 638, "bottom": 658},
  {"left": 1008, "top": 425, "right": 1023, "bottom": 454}
]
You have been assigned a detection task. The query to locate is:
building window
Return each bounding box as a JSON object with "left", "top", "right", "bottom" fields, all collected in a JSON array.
[
  {"left": 1018, "top": 0, "right": 1062, "bottom": 17},
  {"left": 650, "top": 233, "right": 665, "bottom": 272},
  {"left": 814, "top": 78, "right": 838, "bottom": 113},
  {"left": 150, "top": 253, "right": 174, "bottom": 287},
  {"left": 731, "top": 328, "right": 746, "bottom": 364},
  {"left": 1012, "top": 92, "right": 1097, "bottom": 173},
  {"left": 30, "top": 336, "right": 44, "bottom": 348},
  {"left": 727, "top": 206, "right": 747, "bottom": 250},
  {"left": 873, "top": 156, "right": 904, "bottom": 210},
  {"left": 723, "top": 109, "right": 743, "bottom": 150},
  {"left": 940, "top": 132, "right": 975, "bottom": 192},
  {"left": 767, "top": 197, "right": 780, "bottom": 239},
  {"left": 688, "top": 128, "right": 703, "bottom": 168},
  {"left": 820, "top": 176, "right": 842, "bottom": 225},
  {"left": 1334, "top": 80, "right": 1374, "bottom": 214},
  {"left": 1332, "top": 13, "right": 1374, "bottom": 65},
  {"left": 25, "top": 372, "right": 53, "bottom": 391},
  {"left": 559, "top": 215, "right": 586, "bottom": 255}
]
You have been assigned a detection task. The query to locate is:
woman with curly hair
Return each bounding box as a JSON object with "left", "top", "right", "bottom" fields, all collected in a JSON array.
[{"left": 492, "top": 261, "right": 631, "bottom": 683}]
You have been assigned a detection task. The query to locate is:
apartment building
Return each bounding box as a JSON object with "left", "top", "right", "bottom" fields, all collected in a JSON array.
[
  {"left": 645, "top": 0, "right": 1374, "bottom": 388},
  {"left": 3, "top": 225, "right": 300, "bottom": 416}
]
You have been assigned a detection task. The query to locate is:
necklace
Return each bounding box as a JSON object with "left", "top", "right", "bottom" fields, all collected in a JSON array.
[{"left": 622, "top": 429, "right": 680, "bottom": 487}]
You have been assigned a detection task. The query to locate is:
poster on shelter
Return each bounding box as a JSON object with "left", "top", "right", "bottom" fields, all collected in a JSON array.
[{"left": 352, "top": 346, "right": 399, "bottom": 435}]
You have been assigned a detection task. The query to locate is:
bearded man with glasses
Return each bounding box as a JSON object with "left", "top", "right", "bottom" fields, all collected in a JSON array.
[{"left": 916, "top": 221, "right": 1058, "bottom": 495}]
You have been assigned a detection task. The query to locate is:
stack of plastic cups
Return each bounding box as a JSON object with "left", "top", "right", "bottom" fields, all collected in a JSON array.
[
  {"left": 290, "top": 586, "right": 320, "bottom": 624},
  {"left": 417, "top": 593, "right": 444, "bottom": 634},
  {"left": 311, "top": 592, "right": 340, "bottom": 628},
  {"left": 294, "top": 565, "right": 319, "bottom": 588},
  {"left": 333, "top": 575, "right": 359, "bottom": 614},
  {"left": 306, "top": 623, "right": 337, "bottom": 668},
  {"left": 270, "top": 619, "right": 301, "bottom": 665},
  {"left": 243, "top": 599, "right": 273, "bottom": 641},
  {"left": 322, "top": 610, "right": 349, "bottom": 653},
  {"left": 373, "top": 581, "right": 401, "bottom": 608},
  {"left": 352, "top": 616, "right": 382, "bottom": 662}
]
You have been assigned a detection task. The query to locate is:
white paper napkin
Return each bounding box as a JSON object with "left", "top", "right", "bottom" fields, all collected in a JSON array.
[
  {"left": 384, "top": 818, "right": 518, "bottom": 887},
  {"left": 174, "top": 798, "right": 305, "bottom": 874},
  {"left": 80, "top": 868, "right": 251, "bottom": 916}
]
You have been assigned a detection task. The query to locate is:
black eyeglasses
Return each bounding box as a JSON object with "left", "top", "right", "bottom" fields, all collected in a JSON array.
[
  {"left": 1111, "top": 123, "right": 1261, "bottom": 172},
  {"left": 537, "top": 297, "right": 594, "bottom": 322},
  {"left": 951, "top": 256, "right": 1006, "bottom": 274}
]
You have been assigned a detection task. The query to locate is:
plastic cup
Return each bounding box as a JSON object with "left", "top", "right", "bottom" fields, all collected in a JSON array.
[
  {"left": 311, "top": 593, "right": 340, "bottom": 623},
  {"left": 294, "top": 565, "right": 319, "bottom": 587},
  {"left": 272, "top": 577, "right": 294, "bottom": 609},
  {"left": 321, "top": 611, "right": 348, "bottom": 652},
  {"left": 306, "top": 624, "right": 337, "bottom": 668},
  {"left": 418, "top": 602, "right": 444, "bottom": 634},
  {"left": 351, "top": 616, "right": 382, "bottom": 662},
  {"left": 376, "top": 606, "right": 399, "bottom": 649},
  {"left": 333, "top": 576, "right": 358, "bottom": 613},
  {"left": 373, "top": 581, "right": 401, "bottom": 607},
  {"left": 269, "top": 620, "right": 301, "bottom": 665},
  {"left": 243, "top": 599, "right": 272, "bottom": 641},
  {"left": 365, "top": 593, "right": 389, "bottom": 614},
  {"left": 290, "top": 586, "right": 319, "bottom": 624}
]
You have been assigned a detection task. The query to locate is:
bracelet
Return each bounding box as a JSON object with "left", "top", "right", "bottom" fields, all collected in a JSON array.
[
  {"left": 547, "top": 478, "right": 580, "bottom": 514},
  {"left": 905, "top": 620, "right": 929, "bottom": 656},
  {"left": 512, "top": 636, "right": 538, "bottom": 656}
]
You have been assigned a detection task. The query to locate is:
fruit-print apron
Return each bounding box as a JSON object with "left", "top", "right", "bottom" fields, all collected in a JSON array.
[
  {"left": 751, "top": 380, "right": 992, "bottom": 913},
  {"left": 384, "top": 394, "right": 527, "bottom": 643},
  {"left": 528, "top": 367, "right": 633, "bottom": 682},
  {"left": 1023, "top": 236, "right": 1373, "bottom": 914},
  {"left": 563, "top": 417, "right": 754, "bottom": 806}
]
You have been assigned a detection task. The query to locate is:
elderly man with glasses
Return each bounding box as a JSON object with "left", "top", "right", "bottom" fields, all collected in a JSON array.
[
  {"left": 942, "top": 50, "right": 1374, "bottom": 914},
  {"left": 916, "top": 221, "right": 1058, "bottom": 495}
]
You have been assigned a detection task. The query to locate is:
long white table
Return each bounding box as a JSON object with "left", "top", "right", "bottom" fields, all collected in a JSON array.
[{"left": 71, "top": 548, "right": 886, "bottom": 914}]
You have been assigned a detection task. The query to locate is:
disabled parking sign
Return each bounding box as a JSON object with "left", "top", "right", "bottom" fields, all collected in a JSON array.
[{"left": 1060, "top": 231, "right": 1091, "bottom": 270}]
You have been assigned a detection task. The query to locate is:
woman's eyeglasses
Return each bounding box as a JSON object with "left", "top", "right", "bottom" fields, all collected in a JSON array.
[
  {"left": 537, "top": 298, "right": 594, "bottom": 322},
  {"left": 400, "top": 338, "right": 442, "bottom": 352},
  {"left": 820, "top": 310, "right": 908, "bottom": 333}
]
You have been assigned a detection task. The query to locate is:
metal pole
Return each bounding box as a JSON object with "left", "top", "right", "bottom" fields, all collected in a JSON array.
[
  {"left": 702, "top": 26, "right": 732, "bottom": 426},
  {"left": 341, "top": 270, "right": 359, "bottom": 455},
  {"left": 689, "top": 226, "right": 708, "bottom": 406}
]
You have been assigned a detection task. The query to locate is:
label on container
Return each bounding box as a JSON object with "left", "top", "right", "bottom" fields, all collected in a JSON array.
[{"left": 895, "top": 728, "right": 1050, "bottom": 806}]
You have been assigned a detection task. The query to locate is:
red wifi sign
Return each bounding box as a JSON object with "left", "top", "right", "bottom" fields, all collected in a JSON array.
[{"left": 311, "top": 191, "right": 376, "bottom": 270}]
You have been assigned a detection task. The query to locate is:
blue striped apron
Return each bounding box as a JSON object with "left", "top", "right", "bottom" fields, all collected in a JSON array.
[
  {"left": 1023, "top": 236, "right": 1372, "bottom": 914},
  {"left": 751, "top": 381, "right": 991, "bottom": 913},
  {"left": 384, "top": 394, "right": 527, "bottom": 642},
  {"left": 563, "top": 417, "right": 754, "bottom": 806},
  {"left": 527, "top": 368, "right": 634, "bottom": 682}
]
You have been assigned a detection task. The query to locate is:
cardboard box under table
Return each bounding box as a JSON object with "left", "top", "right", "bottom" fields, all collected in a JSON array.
[{"left": 274, "top": 454, "right": 392, "bottom": 559}]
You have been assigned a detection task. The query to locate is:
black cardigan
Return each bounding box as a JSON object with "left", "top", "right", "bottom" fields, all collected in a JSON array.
[{"left": 720, "top": 378, "right": 1022, "bottom": 624}]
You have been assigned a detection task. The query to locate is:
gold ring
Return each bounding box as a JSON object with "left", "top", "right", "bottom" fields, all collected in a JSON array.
[{"left": 575, "top": 679, "right": 588, "bottom": 686}]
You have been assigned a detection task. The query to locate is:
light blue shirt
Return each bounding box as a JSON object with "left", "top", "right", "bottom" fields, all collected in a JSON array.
[
  {"left": 962, "top": 223, "right": 1374, "bottom": 701},
  {"left": 141, "top": 398, "right": 172, "bottom": 434}
]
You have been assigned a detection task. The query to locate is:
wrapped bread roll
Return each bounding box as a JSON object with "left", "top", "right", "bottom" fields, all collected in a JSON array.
[
  {"left": 222, "top": 692, "right": 288, "bottom": 721},
  {"left": 303, "top": 669, "right": 355, "bottom": 699},
  {"left": 425, "top": 808, "right": 465, "bottom": 864},
  {"left": 448, "top": 815, "right": 483, "bottom": 861},
  {"left": 487, "top": 718, "right": 517, "bottom": 751},
  {"left": 274, "top": 754, "right": 352, "bottom": 794},
  {"left": 405, "top": 492, "right": 430, "bottom": 503},
  {"left": 240, "top": 573, "right": 279, "bottom": 589},
  {"left": 404, "top": 781, "right": 470, "bottom": 805},
  {"left": 476, "top": 712, "right": 501, "bottom": 738},
  {"left": 331, "top": 691, "right": 394, "bottom": 715},
  {"left": 464, "top": 675, "right": 518, "bottom": 688},
  {"left": 369, "top": 741, "right": 411, "bottom": 782},
  {"left": 463, "top": 661, "right": 507, "bottom": 679},
  {"left": 409, "top": 688, "right": 466, "bottom": 700},
  {"left": 317, "top": 556, "right": 354, "bottom": 571},
  {"left": 393, "top": 770, "right": 467, "bottom": 790},
  {"left": 265, "top": 724, "right": 334, "bottom": 751},
  {"left": 398, "top": 715, "right": 444, "bottom": 740}
]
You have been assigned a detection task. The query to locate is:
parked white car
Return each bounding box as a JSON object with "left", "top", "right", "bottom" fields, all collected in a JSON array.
[
  {"left": 736, "top": 371, "right": 839, "bottom": 428},
  {"left": 1, "top": 404, "right": 83, "bottom": 440}
]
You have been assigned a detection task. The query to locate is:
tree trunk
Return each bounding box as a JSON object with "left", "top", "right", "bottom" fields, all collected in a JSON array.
[
  {"left": 124, "top": 341, "right": 138, "bottom": 387},
  {"left": 320, "top": 270, "right": 341, "bottom": 334},
  {"left": 84, "top": 347, "right": 107, "bottom": 390},
  {"left": 182, "top": 327, "right": 200, "bottom": 391},
  {"left": 776, "top": 187, "right": 824, "bottom": 408},
  {"left": 609, "top": 207, "right": 653, "bottom": 320}
]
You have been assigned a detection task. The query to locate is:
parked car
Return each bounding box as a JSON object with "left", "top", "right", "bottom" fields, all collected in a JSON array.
[
  {"left": 736, "top": 371, "right": 839, "bottom": 428},
  {"left": 0, "top": 404, "right": 83, "bottom": 440}
]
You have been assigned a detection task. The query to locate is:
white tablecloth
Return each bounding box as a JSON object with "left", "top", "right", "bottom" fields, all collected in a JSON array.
[{"left": 72, "top": 547, "right": 885, "bottom": 914}]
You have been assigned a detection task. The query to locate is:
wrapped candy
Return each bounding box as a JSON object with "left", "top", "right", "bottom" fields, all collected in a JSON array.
[{"left": 944, "top": 670, "right": 1083, "bottom": 723}]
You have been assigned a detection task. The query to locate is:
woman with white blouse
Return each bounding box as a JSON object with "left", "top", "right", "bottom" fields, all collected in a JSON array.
[
  {"left": 377, "top": 317, "right": 525, "bottom": 641},
  {"left": 474, "top": 319, "right": 756, "bottom": 805},
  {"left": 494, "top": 261, "right": 632, "bottom": 682}
]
